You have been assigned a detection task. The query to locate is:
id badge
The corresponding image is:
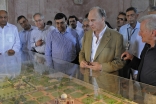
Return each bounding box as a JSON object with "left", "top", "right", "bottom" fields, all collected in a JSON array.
[{"left": 126, "top": 42, "right": 130, "bottom": 50}]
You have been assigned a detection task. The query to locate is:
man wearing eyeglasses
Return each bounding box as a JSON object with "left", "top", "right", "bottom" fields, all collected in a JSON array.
[
  {"left": 82, "top": 18, "right": 90, "bottom": 32},
  {"left": 119, "top": 7, "right": 144, "bottom": 79},
  {"left": 30, "top": 13, "right": 55, "bottom": 54},
  {"left": 115, "top": 12, "right": 127, "bottom": 31},
  {"left": 45, "top": 13, "right": 80, "bottom": 64}
]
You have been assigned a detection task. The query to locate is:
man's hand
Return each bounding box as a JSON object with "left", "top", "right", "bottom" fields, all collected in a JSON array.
[
  {"left": 7, "top": 49, "right": 15, "bottom": 56},
  {"left": 35, "top": 39, "right": 43, "bottom": 46},
  {"left": 80, "top": 68, "right": 90, "bottom": 75},
  {"left": 86, "top": 62, "right": 102, "bottom": 71},
  {"left": 121, "top": 51, "right": 134, "bottom": 61},
  {"left": 80, "top": 61, "right": 88, "bottom": 68}
]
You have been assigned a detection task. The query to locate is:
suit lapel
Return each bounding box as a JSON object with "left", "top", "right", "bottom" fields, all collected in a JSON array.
[
  {"left": 94, "top": 28, "right": 111, "bottom": 61},
  {"left": 86, "top": 31, "right": 93, "bottom": 61}
]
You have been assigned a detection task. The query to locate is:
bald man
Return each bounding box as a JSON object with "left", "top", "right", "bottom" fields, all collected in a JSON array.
[{"left": 0, "top": 10, "right": 20, "bottom": 55}]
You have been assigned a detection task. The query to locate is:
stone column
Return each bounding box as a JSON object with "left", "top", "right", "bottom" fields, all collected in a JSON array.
[{"left": 0, "top": 0, "right": 7, "bottom": 10}]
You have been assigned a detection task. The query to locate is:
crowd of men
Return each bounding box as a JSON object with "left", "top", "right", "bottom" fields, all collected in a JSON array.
[{"left": 0, "top": 6, "right": 156, "bottom": 86}]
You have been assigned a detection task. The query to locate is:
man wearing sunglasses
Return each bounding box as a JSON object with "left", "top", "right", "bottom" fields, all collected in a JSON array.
[{"left": 115, "top": 12, "right": 127, "bottom": 31}]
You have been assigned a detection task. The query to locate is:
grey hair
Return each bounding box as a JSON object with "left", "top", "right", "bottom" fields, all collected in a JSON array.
[
  {"left": 139, "top": 14, "right": 156, "bottom": 30},
  {"left": 32, "top": 13, "right": 44, "bottom": 21},
  {"left": 82, "top": 18, "right": 89, "bottom": 23},
  {"left": 90, "top": 6, "right": 106, "bottom": 17}
]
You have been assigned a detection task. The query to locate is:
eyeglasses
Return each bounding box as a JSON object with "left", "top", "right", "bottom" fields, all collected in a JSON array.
[
  {"left": 82, "top": 25, "right": 89, "bottom": 28},
  {"left": 117, "top": 17, "right": 124, "bottom": 21}
]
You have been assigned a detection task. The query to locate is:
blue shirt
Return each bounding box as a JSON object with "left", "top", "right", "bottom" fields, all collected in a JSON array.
[
  {"left": 19, "top": 25, "right": 36, "bottom": 51},
  {"left": 45, "top": 27, "right": 80, "bottom": 62},
  {"left": 30, "top": 25, "right": 54, "bottom": 53},
  {"left": 119, "top": 22, "right": 144, "bottom": 58}
]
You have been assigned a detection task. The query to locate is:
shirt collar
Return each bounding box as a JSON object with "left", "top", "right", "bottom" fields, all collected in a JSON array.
[
  {"left": 127, "top": 21, "right": 140, "bottom": 29},
  {"left": 37, "top": 25, "right": 50, "bottom": 31},
  {"left": 23, "top": 25, "right": 34, "bottom": 32},
  {"left": 0, "top": 23, "right": 10, "bottom": 28},
  {"left": 146, "top": 43, "right": 156, "bottom": 50},
  {"left": 56, "top": 26, "right": 69, "bottom": 34},
  {"left": 93, "top": 25, "right": 107, "bottom": 38},
  {"left": 150, "top": 43, "right": 156, "bottom": 49},
  {"left": 3, "top": 22, "right": 9, "bottom": 28}
]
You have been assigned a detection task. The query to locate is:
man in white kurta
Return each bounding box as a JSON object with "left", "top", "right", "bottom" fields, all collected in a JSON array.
[{"left": 0, "top": 10, "right": 20, "bottom": 55}]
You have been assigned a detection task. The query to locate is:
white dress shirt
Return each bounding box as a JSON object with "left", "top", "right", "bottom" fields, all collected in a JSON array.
[
  {"left": 0, "top": 23, "right": 20, "bottom": 54},
  {"left": 0, "top": 52, "right": 21, "bottom": 79},
  {"left": 91, "top": 26, "right": 107, "bottom": 62},
  {"left": 30, "top": 25, "right": 54, "bottom": 53}
]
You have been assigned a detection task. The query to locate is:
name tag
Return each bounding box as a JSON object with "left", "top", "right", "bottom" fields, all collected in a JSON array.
[{"left": 126, "top": 42, "right": 130, "bottom": 50}]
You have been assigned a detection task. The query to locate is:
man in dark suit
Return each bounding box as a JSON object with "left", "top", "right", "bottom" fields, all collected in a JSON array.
[
  {"left": 121, "top": 14, "right": 156, "bottom": 86},
  {"left": 79, "top": 6, "right": 124, "bottom": 75}
]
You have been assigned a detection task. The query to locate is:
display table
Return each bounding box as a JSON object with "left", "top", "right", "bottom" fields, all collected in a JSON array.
[{"left": 0, "top": 52, "right": 156, "bottom": 104}]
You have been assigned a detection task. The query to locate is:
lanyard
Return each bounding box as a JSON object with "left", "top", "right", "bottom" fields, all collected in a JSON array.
[
  {"left": 127, "top": 28, "right": 137, "bottom": 41},
  {"left": 126, "top": 27, "right": 137, "bottom": 50}
]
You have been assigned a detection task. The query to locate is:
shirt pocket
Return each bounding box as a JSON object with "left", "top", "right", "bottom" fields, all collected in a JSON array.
[{"left": 6, "top": 34, "right": 13, "bottom": 43}]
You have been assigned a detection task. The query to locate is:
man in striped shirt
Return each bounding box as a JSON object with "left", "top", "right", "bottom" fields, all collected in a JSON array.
[{"left": 45, "top": 13, "right": 80, "bottom": 64}]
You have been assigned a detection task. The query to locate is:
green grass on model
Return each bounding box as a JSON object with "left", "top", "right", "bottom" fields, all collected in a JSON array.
[
  {"left": 51, "top": 91, "right": 63, "bottom": 98},
  {"left": 104, "top": 97, "right": 117, "bottom": 104},
  {"left": 2, "top": 100, "right": 14, "bottom": 104},
  {"left": 63, "top": 88, "right": 75, "bottom": 94},
  {"left": 29, "top": 76, "right": 51, "bottom": 87},
  {"left": 116, "top": 102, "right": 123, "bottom": 104},
  {"left": 46, "top": 87, "right": 57, "bottom": 92},
  {"left": 24, "top": 100, "right": 38, "bottom": 104},
  {"left": 70, "top": 92, "right": 84, "bottom": 98},
  {"left": 81, "top": 88, "right": 93, "bottom": 94},
  {"left": 23, "top": 95, "right": 31, "bottom": 100},
  {"left": 37, "top": 96, "right": 51, "bottom": 103},
  {"left": 31, "top": 91, "right": 43, "bottom": 97},
  {"left": 82, "top": 96, "right": 95, "bottom": 104},
  {"left": 61, "top": 77, "right": 70, "bottom": 82},
  {"left": 94, "top": 102, "right": 104, "bottom": 104}
]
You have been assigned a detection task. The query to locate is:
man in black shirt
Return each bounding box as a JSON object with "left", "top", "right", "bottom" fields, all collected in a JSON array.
[{"left": 121, "top": 14, "right": 156, "bottom": 86}]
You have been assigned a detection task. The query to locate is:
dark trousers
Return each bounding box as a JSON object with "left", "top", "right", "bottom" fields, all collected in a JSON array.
[{"left": 118, "top": 60, "right": 133, "bottom": 79}]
